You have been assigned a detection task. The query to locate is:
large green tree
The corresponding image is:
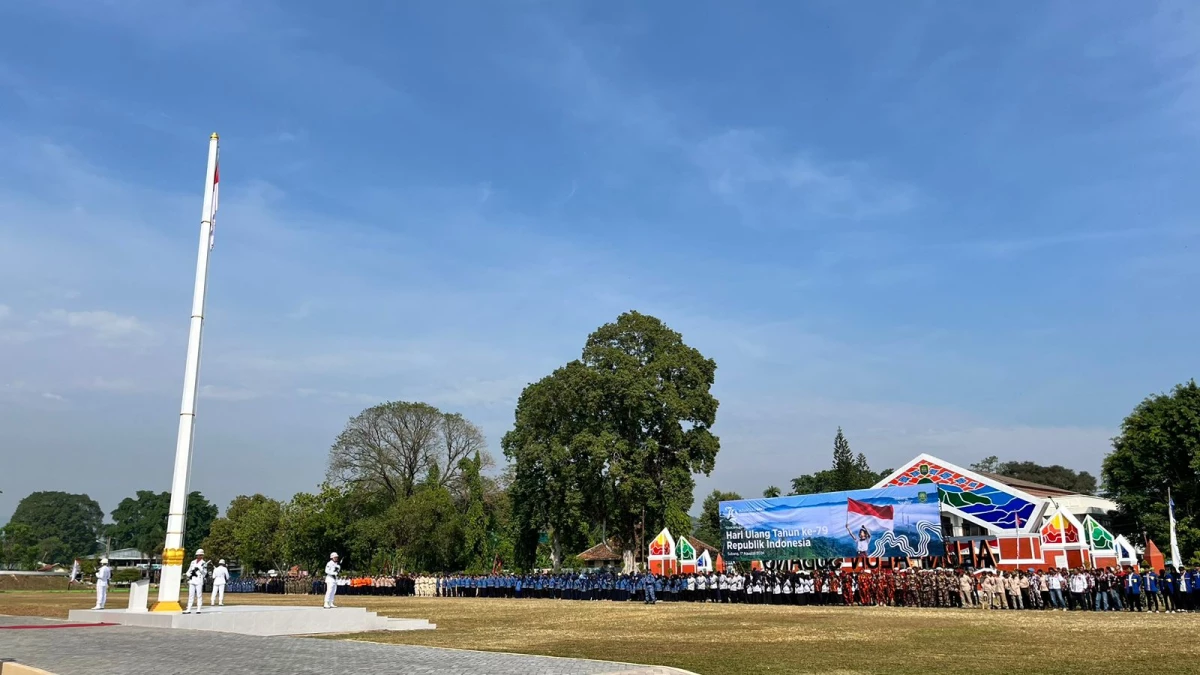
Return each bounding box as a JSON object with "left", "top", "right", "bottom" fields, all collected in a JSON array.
[
  {"left": 505, "top": 311, "right": 720, "bottom": 571},
  {"left": 458, "top": 452, "right": 490, "bottom": 573},
  {"left": 695, "top": 490, "right": 742, "bottom": 546},
  {"left": 8, "top": 491, "right": 103, "bottom": 559},
  {"left": 107, "top": 491, "right": 217, "bottom": 556},
  {"left": 201, "top": 494, "right": 284, "bottom": 573},
  {"left": 790, "top": 428, "right": 890, "bottom": 495},
  {"left": 503, "top": 362, "right": 605, "bottom": 571},
  {"left": 970, "top": 456, "right": 1097, "bottom": 494},
  {"left": 1102, "top": 380, "right": 1200, "bottom": 561}
]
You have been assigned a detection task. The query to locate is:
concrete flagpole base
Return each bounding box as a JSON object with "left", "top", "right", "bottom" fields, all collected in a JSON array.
[{"left": 68, "top": 605, "right": 435, "bottom": 636}]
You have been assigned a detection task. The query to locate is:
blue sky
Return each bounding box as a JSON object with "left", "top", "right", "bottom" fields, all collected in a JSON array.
[{"left": 2, "top": 0, "right": 1198, "bottom": 523}]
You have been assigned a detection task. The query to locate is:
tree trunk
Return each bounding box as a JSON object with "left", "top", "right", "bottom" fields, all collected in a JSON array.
[
  {"left": 551, "top": 530, "right": 562, "bottom": 573},
  {"left": 622, "top": 548, "right": 636, "bottom": 574}
]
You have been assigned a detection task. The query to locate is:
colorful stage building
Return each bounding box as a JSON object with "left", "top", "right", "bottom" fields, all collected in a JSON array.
[{"left": 875, "top": 454, "right": 1127, "bottom": 571}]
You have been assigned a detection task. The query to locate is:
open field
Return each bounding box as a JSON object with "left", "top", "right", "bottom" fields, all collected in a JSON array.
[{"left": 3, "top": 591, "right": 1199, "bottom": 674}]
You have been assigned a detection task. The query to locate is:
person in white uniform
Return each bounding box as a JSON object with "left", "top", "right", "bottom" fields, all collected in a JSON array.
[
  {"left": 211, "top": 559, "right": 230, "bottom": 607},
  {"left": 184, "top": 549, "right": 208, "bottom": 613},
  {"left": 323, "top": 552, "right": 341, "bottom": 609},
  {"left": 92, "top": 558, "right": 112, "bottom": 609}
]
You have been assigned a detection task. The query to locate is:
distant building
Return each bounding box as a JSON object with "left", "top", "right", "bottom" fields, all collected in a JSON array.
[
  {"left": 85, "top": 548, "right": 155, "bottom": 569},
  {"left": 578, "top": 535, "right": 720, "bottom": 572},
  {"left": 875, "top": 453, "right": 1133, "bottom": 570}
]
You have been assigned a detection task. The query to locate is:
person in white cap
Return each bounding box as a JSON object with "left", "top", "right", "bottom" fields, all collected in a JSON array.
[
  {"left": 211, "top": 558, "right": 230, "bottom": 607},
  {"left": 92, "top": 557, "right": 112, "bottom": 609},
  {"left": 184, "top": 549, "right": 208, "bottom": 613},
  {"left": 323, "top": 552, "right": 341, "bottom": 609}
]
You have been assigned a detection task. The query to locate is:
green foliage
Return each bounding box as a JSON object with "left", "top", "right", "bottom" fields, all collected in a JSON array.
[
  {"left": 112, "top": 568, "right": 142, "bottom": 584},
  {"left": 9, "top": 491, "right": 103, "bottom": 559},
  {"left": 696, "top": 490, "right": 741, "bottom": 546},
  {"left": 762, "top": 486, "right": 782, "bottom": 498},
  {"left": 970, "top": 456, "right": 1097, "bottom": 494},
  {"left": 504, "top": 311, "right": 720, "bottom": 570},
  {"left": 1102, "top": 380, "right": 1200, "bottom": 561},
  {"left": 789, "top": 429, "right": 890, "bottom": 495},
  {"left": 0, "top": 523, "right": 39, "bottom": 570},
  {"left": 459, "top": 452, "right": 489, "bottom": 573},
  {"left": 108, "top": 491, "right": 216, "bottom": 556},
  {"left": 201, "top": 494, "right": 284, "bottom": 573}
]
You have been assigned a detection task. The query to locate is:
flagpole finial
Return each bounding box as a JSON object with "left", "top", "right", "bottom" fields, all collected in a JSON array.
[{"left": 210, "top": 132, "right": 219, "bottom": 140}]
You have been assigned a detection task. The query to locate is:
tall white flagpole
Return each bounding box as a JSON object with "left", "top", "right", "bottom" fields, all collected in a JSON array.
[{"left": 153, "top": 133, "right": 219, "bottom": 612}]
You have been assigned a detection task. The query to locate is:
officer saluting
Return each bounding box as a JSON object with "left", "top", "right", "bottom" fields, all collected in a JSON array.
[{"left": 323, "top": 552, "right": 341, "bottom": 609}]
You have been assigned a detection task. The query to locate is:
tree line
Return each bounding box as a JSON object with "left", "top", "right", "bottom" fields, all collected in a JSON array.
[{"left": 3, "top": 312, "right": 1197, "bottom": 572}]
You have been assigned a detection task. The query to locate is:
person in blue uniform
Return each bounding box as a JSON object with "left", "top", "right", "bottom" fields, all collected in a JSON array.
[
  {"left": 1125, "top": 568, "right": 1143, "bottom": 612},
  {"left": 1145, "top": 569, "right": 1160, "bottom": 612},
  {"left": 642, "top": 572, "right": 657, "bottom": 604}
]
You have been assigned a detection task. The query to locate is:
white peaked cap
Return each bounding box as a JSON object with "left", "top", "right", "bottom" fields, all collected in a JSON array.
[
  {"left": 195, "top": 548, "right": 205, "bottom": 556},
  {"left": 219, "top": 559, "right": 226, "bottom": 564},
  {"left": 330, "top": 552, "right": 339, "bottom": 558},
  {"left": 100, "top": 558, "right": 109, "bottom": 564}
]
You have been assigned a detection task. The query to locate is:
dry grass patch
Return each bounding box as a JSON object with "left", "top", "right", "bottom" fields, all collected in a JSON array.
[{"left": 3, "top": 592, "right": 1199, "bottom": 674}]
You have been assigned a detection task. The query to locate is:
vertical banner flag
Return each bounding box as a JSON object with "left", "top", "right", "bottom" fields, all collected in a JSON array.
[
  {"left": 208, "top": 151, "right": 220, "bottom": 250},
  {"left": 720, "top": 485, "right": 944, "bottom": 562},
  {"left": 1168, "top": 488, "right": 1182, "bottom": 570}
]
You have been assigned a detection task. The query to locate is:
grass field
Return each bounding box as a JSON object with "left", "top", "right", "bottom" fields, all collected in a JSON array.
[{"left": 3, "top": 591, "right": 1199, "bottom": 674}]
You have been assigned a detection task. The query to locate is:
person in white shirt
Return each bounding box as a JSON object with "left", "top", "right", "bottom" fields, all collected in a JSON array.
[
  {"left": 211, "top": 559, "right": 230, "bottom": 607},
  {"left": 184, "top": 549, "right": 208, "bottom": 613},
  {"left": 92, "top": 558, "right": 112, "bottom": 609},
  {"left": 323, "top": 552, "right": 341, "bottom": 609}
]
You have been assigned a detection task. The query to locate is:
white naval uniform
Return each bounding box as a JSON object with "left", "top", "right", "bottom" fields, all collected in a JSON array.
[
  {"left": 185, "top": 559, "right": 207, "bottom": 612},
  {"left": 211, "top": 564, "right": 230, "bottom": 606},
  {"left": 94, "top": 564, "right": 112, "bottom": 609},
  {"left": 324, "top": 560, "right": 341, "bottom": 608}
]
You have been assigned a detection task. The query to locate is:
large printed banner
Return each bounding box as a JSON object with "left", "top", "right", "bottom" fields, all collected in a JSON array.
[{"left": 721, "top": 485, "right": 945, "bottom": 562}]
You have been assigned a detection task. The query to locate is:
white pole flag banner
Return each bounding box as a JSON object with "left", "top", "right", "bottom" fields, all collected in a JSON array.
[
  {"left": 208, "top": 156, "right": 220, "bottom": 250},
  {"left": 1168, "top": 488, "right": 1183, "bottom": 570}
]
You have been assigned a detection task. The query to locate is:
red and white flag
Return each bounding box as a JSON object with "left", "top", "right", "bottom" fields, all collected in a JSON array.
[
  {"left": 846, "top": 498, "right": 894, "bottom": 534},
  {"left": 208, "top": 160, "right": 219, "bottom": 251}
]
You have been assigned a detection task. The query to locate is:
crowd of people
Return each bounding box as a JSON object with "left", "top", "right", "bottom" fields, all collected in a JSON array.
[
  {"left": 311, "top": 574, "right": 419, "bottom": 597},
  {"left": 422, "top": 565, "right": 1200, "bottom": 611}
]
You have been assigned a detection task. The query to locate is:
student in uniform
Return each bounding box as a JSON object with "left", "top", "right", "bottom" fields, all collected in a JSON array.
[
  {"left": 1145, "top": 568, "right": 1160, "bottom": 612},
  {"left": 211, "top": 559, "right": 230, "bottom": 607},
  {"left": 1126, "top": 568, "right": 1144, "bottom": 612},
  {"left": 92, "top": 558, "right": 112, "bottom": 610}
]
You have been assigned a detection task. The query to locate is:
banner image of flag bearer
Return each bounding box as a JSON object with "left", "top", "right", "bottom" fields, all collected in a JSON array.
[{"left": 846, "top": 498, "right": 894, "bottom": 559}]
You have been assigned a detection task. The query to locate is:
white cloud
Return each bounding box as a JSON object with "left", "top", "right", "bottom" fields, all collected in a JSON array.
[
  {"left": 0, "top": 304, "right": 10, "bottom": 320},
  {"left": 41, "top": 392, "right": 66, "bottom": 402},
  {"left": 41, "top": 309, "right": 155, "bottom": 346},
  {"left": 693, "top": 130, "right": 919, "bottom": 224}
]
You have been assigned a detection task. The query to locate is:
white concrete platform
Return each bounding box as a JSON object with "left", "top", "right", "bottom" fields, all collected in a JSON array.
[{"left": 66, "top": 604, "right": 435, "bottom": 636}]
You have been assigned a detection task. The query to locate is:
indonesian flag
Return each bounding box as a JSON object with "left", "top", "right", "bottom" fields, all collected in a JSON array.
[
  {"left": 846, "top": 498, "right": 894, "bottom": 534},
  {"left": 208, "top": 159, "right": 219, "bottom": 251}
]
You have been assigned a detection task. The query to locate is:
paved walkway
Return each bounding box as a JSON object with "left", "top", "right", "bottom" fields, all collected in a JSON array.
[{"left": 0, "top": 617, "right": 685, "bottom": 675}]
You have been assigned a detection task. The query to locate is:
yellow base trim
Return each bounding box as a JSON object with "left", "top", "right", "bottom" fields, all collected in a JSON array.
[{"left": 151, "top": 601, "right": 182, "bottom": 613}]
